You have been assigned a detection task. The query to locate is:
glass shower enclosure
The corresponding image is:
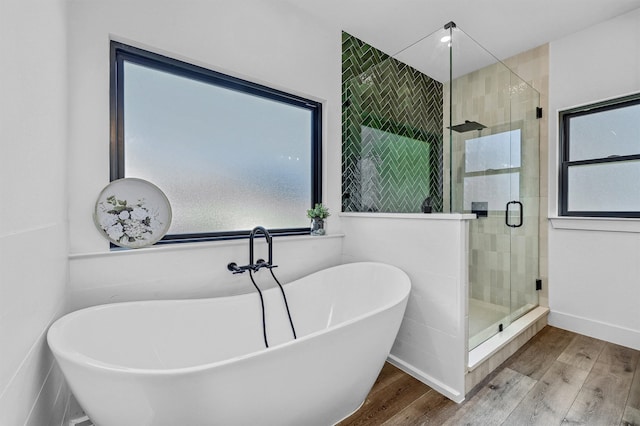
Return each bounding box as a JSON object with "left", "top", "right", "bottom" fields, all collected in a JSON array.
[{"left": 341, "top": 22, "right": 540, "bottom": 351}]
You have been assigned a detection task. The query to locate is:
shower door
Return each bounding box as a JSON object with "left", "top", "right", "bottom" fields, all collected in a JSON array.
[
  {"left": 506, "top": 74, "right": 540, "bottom": 334},
  {"left": 463, "top": 72, "right": 540, "bottom": 351}
]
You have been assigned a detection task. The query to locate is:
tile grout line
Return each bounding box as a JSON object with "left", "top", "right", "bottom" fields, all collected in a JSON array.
[
  {"left": 558, "top": 338, "right": 608, "bottom": 425},
  {"left": 558, "top": 334, "right": 591, "bottom": 424},
  {"left": 497, "top": 368, "right": 541, "bottom": 426},
  {"left": 620, "top": 348, "right": 640, "bottom": 419},
  {"left": 499, "top": 333, "right": 579, "bottom": 426},
  {"left": 380, "top": 388, "right": 435, "bottom": 426},
  {"left": 517, "top": 330, "right": 591, "bottom": 425}
]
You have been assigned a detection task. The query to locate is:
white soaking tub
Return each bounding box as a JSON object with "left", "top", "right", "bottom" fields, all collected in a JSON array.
[{"left": 47, "top": 262, "right": 411, "bottom": 426}]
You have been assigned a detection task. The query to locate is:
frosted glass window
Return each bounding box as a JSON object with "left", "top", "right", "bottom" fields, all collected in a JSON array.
[
  {"left": 111, "top": 42, "right": 321, "bottom": 241},
  {"left": 569, "top": 103, "right": 640, "bottom": 161},
  {"left": 465, "top": 130, "right": 521, "bottom": 173},
  {"left": 463, "top": 129, "right": 521, "bottom": 212},
  {"left": 567, "top": 160, "right": 640, "bottom": 212},
  {"left": 560, "top": 93, "right": 640, "bottom": 217}
]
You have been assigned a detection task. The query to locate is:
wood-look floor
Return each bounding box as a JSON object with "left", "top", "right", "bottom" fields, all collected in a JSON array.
[{"left": 339, "top": 326, "right": 640, "bottom": 426}]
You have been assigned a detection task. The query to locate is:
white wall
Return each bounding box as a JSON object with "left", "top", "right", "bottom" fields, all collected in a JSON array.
[
  {"left": 60, "top": 0, "right": 346, "bottom": 417},
  {"left": 0, "top": 0, "right": 70, "bottom": 424},
  {"left": 0, "top": 1, "right": 345, "bottom": 421},
  {"left": 66, "top": 0, "right": 344, "bottom": 308},
  {"left": 548, "top": 8, "right": 640, "bottom": 350},
  {"left": 341, "top": 213, "right": 473, "bottom": 402}
]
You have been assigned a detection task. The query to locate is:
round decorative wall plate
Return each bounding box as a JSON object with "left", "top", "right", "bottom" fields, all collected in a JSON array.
[{"left": 93, "top": 178, "right": 172, "bottom": 248}]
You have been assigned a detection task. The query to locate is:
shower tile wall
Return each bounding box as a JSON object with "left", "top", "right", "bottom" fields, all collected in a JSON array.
[
  {"left": 445, "top": 58, "right": 540, "bottom": 312},
  {"left": 342, "top": 32, "right": 443, "bottom": 213}
]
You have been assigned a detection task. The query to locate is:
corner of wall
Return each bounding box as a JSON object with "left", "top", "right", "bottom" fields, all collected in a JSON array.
[{"left": 0, "top": 0, "right": 71, "bottom": 424}]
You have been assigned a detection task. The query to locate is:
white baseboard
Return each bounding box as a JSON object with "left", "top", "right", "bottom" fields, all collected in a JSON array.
[
  {"left": 386, "top": 355, "right": 464, "bottom": 403},
  {"left": 549, "top": 310, "right": 640, "bottom": 351},
  {"left": 68, "top": 415, "right": 92, "bottom": 426}
]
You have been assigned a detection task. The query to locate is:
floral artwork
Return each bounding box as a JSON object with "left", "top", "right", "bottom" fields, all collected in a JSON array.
[
  {"left": 94, "top": 178, "right": 171, "bottom": 248},
  {"left": 97, "top": 196, "right": 163, "bottom": 247}
]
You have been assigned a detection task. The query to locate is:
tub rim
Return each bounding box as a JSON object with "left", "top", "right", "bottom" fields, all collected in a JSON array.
[{"left": 47, "top": 261, "right": 410, "bottom": 376}]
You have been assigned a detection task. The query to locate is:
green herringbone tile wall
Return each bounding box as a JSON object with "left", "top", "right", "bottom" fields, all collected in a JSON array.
[{"left": 342, "top": 32, "right": 444, "bottom": 213}]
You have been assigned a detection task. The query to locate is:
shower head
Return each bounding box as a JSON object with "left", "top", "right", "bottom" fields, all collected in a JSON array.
[{"left": 449, "top": 120, "right": 486, "bottom": 133}]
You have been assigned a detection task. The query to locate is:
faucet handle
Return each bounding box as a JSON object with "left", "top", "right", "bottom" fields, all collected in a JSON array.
[
  {"left": 254, "top": 259, "right": 278, "bottom": 271},
  {"left": 254, "top": 259, "right": 268, "bottom": 271},
  {"left": 227, "top": 262, "right": 246, "bottom": 274}
]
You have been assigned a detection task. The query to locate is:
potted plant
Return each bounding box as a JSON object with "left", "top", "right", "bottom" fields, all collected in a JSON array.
[{"left": 307, "top": 203, "right": 330, "bottom": 236}]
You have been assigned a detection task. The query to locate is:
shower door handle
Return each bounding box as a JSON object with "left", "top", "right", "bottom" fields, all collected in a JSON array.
[{"left": 505, "top": 201, "right": 523, "bottom": 228}]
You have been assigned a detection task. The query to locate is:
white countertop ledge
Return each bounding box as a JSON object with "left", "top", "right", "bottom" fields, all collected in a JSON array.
[
  {"left": 340, "top": 212, "right": 477, "bottom": 220},
  {"left": 69, "top": 233, "right": 345, "bottom": 260}
]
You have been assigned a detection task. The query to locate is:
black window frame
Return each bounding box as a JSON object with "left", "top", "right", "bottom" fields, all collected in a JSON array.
[
  {"left": 110, "top": 41, "right": 323, "bottom": 244},
  {"left": 558, "top": 93, "right": 640, "bottom": 218}
]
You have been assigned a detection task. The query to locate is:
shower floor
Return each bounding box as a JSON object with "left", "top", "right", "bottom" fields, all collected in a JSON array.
[
  {"left": 469, "top": 299, "right": 537, "bottom": 350},
  {"left": 469, "top": 298, "right": 509, "bottom": 350}
]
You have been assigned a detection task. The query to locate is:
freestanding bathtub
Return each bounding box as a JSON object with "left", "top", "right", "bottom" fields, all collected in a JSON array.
[{"left": 47, "top": 262, "right": 411, "bottom": 426}]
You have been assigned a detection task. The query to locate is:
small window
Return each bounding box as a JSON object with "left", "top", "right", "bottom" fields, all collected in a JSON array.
[
  {"left": 463, "top": 129, "right": 521, "bottom": 212},
  {"left": 110, "top": 42, "right": 322, "bottom": 242},
  {"left": 559, "top": 94, "right": 640, "bottom": 217}
]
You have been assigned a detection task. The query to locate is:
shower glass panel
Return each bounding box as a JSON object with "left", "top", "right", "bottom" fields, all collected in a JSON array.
[
  {"left": 508, "top": 72, "right": 540, "bottom": 337},
  {"left": 341, "top": 23, "right": 539, "bottom": 351},
  {"left": 447, "top": 28, "right": 540, "bottom": 349}
]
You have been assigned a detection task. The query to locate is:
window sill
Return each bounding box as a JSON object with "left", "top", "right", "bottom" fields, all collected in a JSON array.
[
  {"left": 549, "top": 216, "right": 640, "bottom": 233},
  {"left": 69, "top": 233, "right": 345, "bottom": 260},
  {"left": 339, "top": 212, "right": 477, "bottom": 221}
]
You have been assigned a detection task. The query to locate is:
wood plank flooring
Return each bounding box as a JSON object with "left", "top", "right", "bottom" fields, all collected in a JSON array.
[{"left": 339, "top": 326, "right": 640, "bottom": 426}]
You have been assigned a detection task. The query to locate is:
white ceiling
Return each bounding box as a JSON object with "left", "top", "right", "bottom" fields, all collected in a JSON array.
[{"left": 285, "top": 0, "right": 640, "bottom": 80}]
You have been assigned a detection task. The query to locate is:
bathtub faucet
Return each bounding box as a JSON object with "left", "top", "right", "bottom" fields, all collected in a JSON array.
[
  {"left": 227, "top": 226, "right": 296, "bottom": 346},
  {"left": 227, "top": 226, "right": 277, "bottom": 274},
  {"left": 249, "top": 226, "right": 276, "bottom": 272}
]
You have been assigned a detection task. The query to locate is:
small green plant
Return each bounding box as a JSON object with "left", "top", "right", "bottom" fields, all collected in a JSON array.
[{"left": 307, "top": 203, "right": 331, "bottom": 219}]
